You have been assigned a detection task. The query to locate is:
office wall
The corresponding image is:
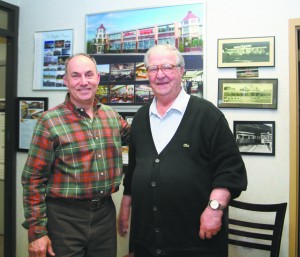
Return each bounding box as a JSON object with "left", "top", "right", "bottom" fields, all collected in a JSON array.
[{"left": 6, "top": 0, "right": 299, "bottom": 256}]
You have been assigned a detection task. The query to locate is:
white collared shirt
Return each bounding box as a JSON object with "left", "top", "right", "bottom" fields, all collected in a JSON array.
[{"left": 149, "top": 88, "right": 190, "bottom": 154}]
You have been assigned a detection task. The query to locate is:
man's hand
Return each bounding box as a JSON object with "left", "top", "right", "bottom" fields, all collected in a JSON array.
[
  {"left": 199, "top": 206, "right": 223, "bottom": 240},
  {"left": 28, "top": 235, "right": 55, "bottom": 257},
  {"left": 118, "top": 195, "right": 132, "bottom": 237}
]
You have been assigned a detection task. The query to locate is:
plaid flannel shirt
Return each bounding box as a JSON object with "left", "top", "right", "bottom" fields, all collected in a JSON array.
[{"left": 21, "top": 94, "right": 130, "bottom": 242}]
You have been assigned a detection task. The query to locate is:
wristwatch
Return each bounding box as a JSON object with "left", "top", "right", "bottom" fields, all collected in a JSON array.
[{"left": 208, "top": 199, "right": 225, "bottom": 211}]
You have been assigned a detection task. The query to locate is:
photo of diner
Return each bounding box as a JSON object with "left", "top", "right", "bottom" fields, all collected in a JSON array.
[
  {"left": 135, "top": 62, "right": 148, "bottom": 81},
  {"left": 182, "top": 69, "right": 204, "bottom": 98},
  {"left": 109, "top": 85, "right": 134, "bottom": 103},
  {"left": 134, "top": 84, "right": 154, "bottom": 103},
  {"left": 110, "top": 63, "right": 135, "bottom": 82},
  {"left": 96, "top": 85, "right": 109, "bottom": 103},
  {"left": 97, "top": 64, "right": 110, "bottom": 82}
]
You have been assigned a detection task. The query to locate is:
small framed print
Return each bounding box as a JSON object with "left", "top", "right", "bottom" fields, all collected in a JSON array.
[
  {"left": 119, "top": 112, "right": 135, "bottom": 125},
  {"left": 233, "top": 121, "right": 275, "bottom": 156},
  {"left": 217, "top": 36, "right": 275, "bottom": 68},
  {"left": 218, "top": 78, "right": 278, "bottom": 109},
  {"left": 17, "top": 97, "right": 48, "bottom": 152}
]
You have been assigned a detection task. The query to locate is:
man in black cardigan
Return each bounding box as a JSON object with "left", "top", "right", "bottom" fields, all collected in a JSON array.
[{"left": 118, "top": 44, "right": 247, "bottom": 257}]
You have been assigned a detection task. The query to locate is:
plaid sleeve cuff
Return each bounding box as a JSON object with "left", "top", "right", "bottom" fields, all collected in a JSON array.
[{"left": 28, "top": 226, "right": 48, "bottom": 243}]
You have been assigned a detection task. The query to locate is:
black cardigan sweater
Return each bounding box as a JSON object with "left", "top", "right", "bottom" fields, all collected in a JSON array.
[{"left": 123, "top": 96, "right": 247, "bottom": 256}]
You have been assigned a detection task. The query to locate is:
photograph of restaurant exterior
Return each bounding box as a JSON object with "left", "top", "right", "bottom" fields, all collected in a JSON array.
[
  {"left": 86, "top": 5, "right": 204, "bottom": 104},
  {"left": 87, "top": 9, "right": 203, "bottom": 54}
]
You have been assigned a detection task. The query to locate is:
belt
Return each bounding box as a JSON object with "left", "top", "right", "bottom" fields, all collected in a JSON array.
[{"left": 47, "top": 195, "right": 111, "bottom": 209}]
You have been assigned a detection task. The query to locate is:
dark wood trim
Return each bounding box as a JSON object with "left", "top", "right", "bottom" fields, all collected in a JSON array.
[{"left": 0, "top": 1, "right": 19, "bottom": 257}]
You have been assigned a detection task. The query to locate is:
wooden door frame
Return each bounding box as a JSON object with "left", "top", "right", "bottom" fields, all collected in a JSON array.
[
  {"left": 289, "top": 18, "right": 300, "bottom": 257},
  {"left": 0, "top": 1, "right": 18, "bottom": 257}
]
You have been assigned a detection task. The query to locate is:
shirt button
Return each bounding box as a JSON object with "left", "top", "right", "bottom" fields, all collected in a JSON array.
[
  {"left": 98, "top": 154, "right": 102, "bottom": 158},
  {"left": 150, "top": 181, "right": 156, "bottom": 187},
  {"left": 101, "top": 173, "right": 104, "bottom": 176},
  {"left": 156, "top": 249, "right": 162, "bottom": 255},
  {"left": 95, "top": 137, "right": 99, "bottom": 140},
  {"left": 155, "top": 159, "right": 160, "bottom": 163},
  {"left": 100, "top": 191, "right": 103, "bottom": 194},
  {"left": 155, "top": 228, "right": 160, "bottom": 233},
  {"left": 153, "top": 206, "right": 158, "bottom": 211}
]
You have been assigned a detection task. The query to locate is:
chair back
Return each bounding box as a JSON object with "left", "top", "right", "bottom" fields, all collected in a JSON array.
[{"left": 228, "top": 200, "right": 287, "bottom": 257}]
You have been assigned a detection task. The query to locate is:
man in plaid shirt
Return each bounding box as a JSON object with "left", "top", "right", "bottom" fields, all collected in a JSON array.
[{"left": 22, "top": 53, "right": 130, "bottom": 257}]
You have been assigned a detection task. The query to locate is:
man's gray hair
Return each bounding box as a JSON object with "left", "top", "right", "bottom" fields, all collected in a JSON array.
[{"left": 144, "top": 44, "right": 185, "bottom": 69}]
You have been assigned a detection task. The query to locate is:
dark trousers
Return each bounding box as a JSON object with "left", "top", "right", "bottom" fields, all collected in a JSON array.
[
  {"left": 46, "top": 196, "right": 116, "bottom": 257},
  {"left": 134, "top": 244, "right": 220, "bottom": 257}
]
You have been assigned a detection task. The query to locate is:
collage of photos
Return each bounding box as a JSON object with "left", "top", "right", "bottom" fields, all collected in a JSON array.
[
  {"left": 42, "top": 39, "right": 72, "bottom": 89},
  {"left": 96, "top": 62, "right": 154, "bottom": 105},
  {"left": 96, "top": 84, "right": 155, "bottom": 105},
  {"left": 96, "top": 62, "right": 203, "bottom": 105}
]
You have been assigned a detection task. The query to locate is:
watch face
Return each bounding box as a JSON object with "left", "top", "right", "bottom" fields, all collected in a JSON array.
[{"left": 210, "top": 200, "right": 219, "bottom": 209}]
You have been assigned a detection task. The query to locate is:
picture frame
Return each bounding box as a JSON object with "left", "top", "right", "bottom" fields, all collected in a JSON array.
[
  {"left": 86, "top": 3, "right": 205, "bottom": 104},
  {"left": 119, "top": 112, "right": 135, "bottom": 169},
  {"left": 217, "top": 36, "right": 275, "bottom": 68},
  {"left": 33, "top": 29, "right": 73, "bottom": 90},
  {"left": 17, "top": 97, "right": 48, "bottom": 152},
  {"left": 119, "top": 112, "right": 136, "bottom": 125},
  {"left": 218, "top": 78, "right": 278, "bottom": 109},
  {"left": 233, "top": 121, "right": 275, "bottom": 156}
]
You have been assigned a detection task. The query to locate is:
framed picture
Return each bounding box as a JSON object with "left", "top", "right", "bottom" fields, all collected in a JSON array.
[
  {"left": 233, "top": 121, "right": 275, "bottom": 156},
  {"left": 119, "top": 112, "right": 135, "bottom": 169},
  {"left": 86, "top": 3, "right": 205, "bottom": 104},
  {"left": 218, "top": 78, "right": 278, "bottom": 109},
  {"left": 217, "top": 36, "right": 275, "bottom": 68},
  {"left": 33, "top": 29, "right": 73, "bottom": 90},
  {"left": 119, "top": 112, "right": 135, "bottom": 125},
  {"left": 17, "top": 97, "right": 48, "bottom": 152}
]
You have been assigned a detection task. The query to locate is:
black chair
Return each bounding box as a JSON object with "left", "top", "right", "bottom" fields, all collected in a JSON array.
[{"left": 228, "top": 200, "right": 287, "bottom": 257}]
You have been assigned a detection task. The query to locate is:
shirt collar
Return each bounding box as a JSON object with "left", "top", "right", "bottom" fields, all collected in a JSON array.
[
  {"left": 149, "top": 88, "right": 190, "bottom": 116},
  {"left": 64, "top": 93, "right": 101, "bottom": 115}
]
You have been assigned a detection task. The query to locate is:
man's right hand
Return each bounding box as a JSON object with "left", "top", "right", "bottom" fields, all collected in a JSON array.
[
  {"left": 118, "top": 195, "right": 132, "bottom": 237},
  {"left": 28, "top": 235, "right": 55, "bottom": 257}
]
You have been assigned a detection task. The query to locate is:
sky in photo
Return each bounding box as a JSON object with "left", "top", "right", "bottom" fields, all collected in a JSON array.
[{"left": 86, "top": 3, "right": 204, "bottom": 42}]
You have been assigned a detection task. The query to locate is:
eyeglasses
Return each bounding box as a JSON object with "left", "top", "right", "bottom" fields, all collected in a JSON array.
[{"left": 147, "top": 64, "right": 180, "bottom": 75}]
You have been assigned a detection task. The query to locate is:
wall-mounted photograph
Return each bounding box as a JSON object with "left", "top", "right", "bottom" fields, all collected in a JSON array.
[
  {"left": 217, "top": 36, "right": 275, "bottom": 68},
  {"left": 233, "top": 121, "right": 275, "bottom": 156},
  {"left": 86, "top": 4, "right": 204, "bottom": 55},
  {"left": 17, "top": 97, "right": 48, "bottom": 152},
  {"left": 218, "top": 78, "right": 278, "bottom": 109},
  {"left": 86, "top": 3, "right": 205, "bottom": 104},
  {"left": 33, "top": 29, "right": 73, "bottom": 90}
]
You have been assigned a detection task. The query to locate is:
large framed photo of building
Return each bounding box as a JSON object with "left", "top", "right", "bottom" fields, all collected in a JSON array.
[
  {"left": 217, "top": 36, "right": 275, "bottom": 68},
  {"left": 218, "top": 78, "right": 278, "bottom": 109},
  {"left": 233, "top": 121, "right": 275, "bottom": 156},
  {"left": 85, "top": 3, "right": 205, "bottom": 104}
]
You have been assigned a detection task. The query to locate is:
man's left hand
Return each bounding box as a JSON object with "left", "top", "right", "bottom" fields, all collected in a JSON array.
[{"left": 199, "top": 207, "right": 223, "bottom": 239}]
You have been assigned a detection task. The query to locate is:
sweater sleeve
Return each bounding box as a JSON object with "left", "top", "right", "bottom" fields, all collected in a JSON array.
[{"left": 210, "top": 116, "right": 247, "bottom": 199}]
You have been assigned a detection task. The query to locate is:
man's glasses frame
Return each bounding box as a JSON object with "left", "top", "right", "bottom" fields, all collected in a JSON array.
[{"left": 147, "top": 64, "right": 180, "bottom": 75}]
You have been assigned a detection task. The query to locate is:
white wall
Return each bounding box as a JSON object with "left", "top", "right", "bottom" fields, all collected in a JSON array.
[{"left": 9, "top": 0, "right": 300, "bottom": 256}]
